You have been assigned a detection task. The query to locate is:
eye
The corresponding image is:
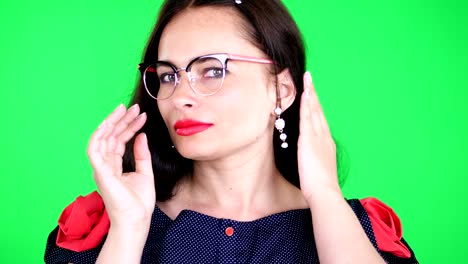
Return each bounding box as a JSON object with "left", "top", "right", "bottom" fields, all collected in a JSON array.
[
  {"left": 203, "top": 67, "right": 224, "bottom": 78},
  {"left": 159, "top": 73, "right": 177, "bottom": 84}
]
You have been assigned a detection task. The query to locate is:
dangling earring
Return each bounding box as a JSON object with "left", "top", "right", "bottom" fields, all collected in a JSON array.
[{"left": 274, "top": 107, "right": 288, "bottom": 148}]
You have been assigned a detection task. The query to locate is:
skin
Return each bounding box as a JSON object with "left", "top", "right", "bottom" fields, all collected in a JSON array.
[
  {"left": 156, "top": 7, "right": 302, "bottom": 220},
  {"left": 87, "top": 6, "right": 385, "bottom": 264}
]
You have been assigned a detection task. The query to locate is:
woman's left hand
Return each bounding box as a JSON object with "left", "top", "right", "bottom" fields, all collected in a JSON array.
[{"left": 297, "top": 72, "right": 341, "bottom": 203}]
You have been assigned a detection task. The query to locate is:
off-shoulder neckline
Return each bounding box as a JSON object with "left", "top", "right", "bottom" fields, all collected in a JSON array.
[{"left": 154, "top": 206, "right": 311, "bottom": 224}]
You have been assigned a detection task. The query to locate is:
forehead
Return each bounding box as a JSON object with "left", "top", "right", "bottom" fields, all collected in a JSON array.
[{"left": 158, "top": 6, "right": 260, "bottom": 64}]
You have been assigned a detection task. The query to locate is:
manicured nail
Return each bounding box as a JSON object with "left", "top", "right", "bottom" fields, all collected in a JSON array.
[
  {"left": 115, "top": 103, "right": 124, "bottom": 110},
  {"left": 136, "top": 112, "right": 147, "bottom": 120},
  {"left": 305, "top": 71, "right": 312, "bottom": 85},
  {"left": 129, "top": 104, "right": 139, "bottom": 111}
]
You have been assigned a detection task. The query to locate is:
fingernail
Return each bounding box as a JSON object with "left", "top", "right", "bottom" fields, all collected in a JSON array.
[
  {"left": 136, "top": 112, "right": 147, "bottom": 120},
  {"left": 305, "top": 71, "right": 312, "bottom": 85},
  {"left": 115, "top": 103, "right": 124, "bottom": 110},
  {"left": 129, "top": 104, "right": 139, "bottom": 111}
]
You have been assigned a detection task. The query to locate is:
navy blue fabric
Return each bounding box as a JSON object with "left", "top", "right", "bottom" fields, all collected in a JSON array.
[{"left": 44, "top": 199, "right": 418, "bottom": 263}]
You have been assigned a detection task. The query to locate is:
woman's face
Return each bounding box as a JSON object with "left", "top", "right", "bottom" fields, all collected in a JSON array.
[{"left": 157, "top": 6, "right": 277, "bottom": 161}]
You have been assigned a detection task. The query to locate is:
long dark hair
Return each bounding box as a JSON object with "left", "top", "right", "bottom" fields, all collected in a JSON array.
[{"left": 123, "top": 0, "right": 348, "bottom": 202}]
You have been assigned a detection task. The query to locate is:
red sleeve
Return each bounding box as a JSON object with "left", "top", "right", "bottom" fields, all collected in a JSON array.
[
  {"left": 360, "top": 197, "right": 411, "bottom": 258},
  {"left": 56, "top": 191, "right": 110, "bottom": 252}
]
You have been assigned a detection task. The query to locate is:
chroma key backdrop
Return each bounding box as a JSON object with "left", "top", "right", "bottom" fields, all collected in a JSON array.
[{"left": 1, "top": 0, "right": 467, "bottom": 263}]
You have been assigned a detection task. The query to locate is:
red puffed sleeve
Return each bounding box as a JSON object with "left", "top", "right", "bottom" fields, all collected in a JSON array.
[
  {"left": 56, "top": 191, "right": 110, "bottom": 252},
  {"left": 360, "top": 197, "right": 411, "bottom": 258}
]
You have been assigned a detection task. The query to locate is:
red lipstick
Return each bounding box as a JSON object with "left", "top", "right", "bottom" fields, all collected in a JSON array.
[{"left": 174, "top": 119, "right": 213, "bottom": 136}]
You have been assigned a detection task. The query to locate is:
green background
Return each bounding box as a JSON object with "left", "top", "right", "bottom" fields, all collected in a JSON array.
[{"left": 1, "top": 0, "right": 466, "bottom": 262}]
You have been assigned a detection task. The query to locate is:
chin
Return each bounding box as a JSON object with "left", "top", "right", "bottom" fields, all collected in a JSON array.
[{"left": 175, "top": 141, "right": 216, "bottom": 161}]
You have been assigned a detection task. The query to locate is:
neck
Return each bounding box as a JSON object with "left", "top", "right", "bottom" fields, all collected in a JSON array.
[{"left": 182, "top": 141, "right": 307, "bottom": 220}]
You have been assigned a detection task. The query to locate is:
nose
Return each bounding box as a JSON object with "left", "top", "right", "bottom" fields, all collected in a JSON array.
[{"left": 171, "top": 70, "right": 198, "bottom": 109}]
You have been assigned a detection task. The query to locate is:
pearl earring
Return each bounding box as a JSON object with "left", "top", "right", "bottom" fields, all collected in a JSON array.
[{"left": 274, "top": 107, "right": 288, "bottom": 148}]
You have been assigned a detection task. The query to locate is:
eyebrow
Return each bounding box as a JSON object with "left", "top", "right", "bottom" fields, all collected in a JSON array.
[{"left": 157, "top": 51, "right": 215, "bottom": 65}]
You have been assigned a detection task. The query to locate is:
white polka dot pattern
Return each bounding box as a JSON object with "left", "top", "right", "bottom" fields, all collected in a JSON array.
[{"left": 44, "top": 199, "right": 418, "bottom": 263}]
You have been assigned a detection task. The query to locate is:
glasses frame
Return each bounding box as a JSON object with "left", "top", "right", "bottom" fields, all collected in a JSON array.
[{"left": 138, "top": 53, "right": 274, "bottom": 100}]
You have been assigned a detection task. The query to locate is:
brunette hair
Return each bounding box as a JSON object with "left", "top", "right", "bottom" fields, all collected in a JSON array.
[{"left": 123, "top": 0, "right": 348, "bottom": 201}]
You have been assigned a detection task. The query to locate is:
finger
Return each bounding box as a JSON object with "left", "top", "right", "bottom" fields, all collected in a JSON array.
[
  {"left": 118, "top": 112, "right": 147, "bottom": 144},
  {"left": 87, "top": 120, "right": 108, "bottom": 167},
  {"left": 105, "top": 104, "right": 140, "bottom": 155},
  {"left": 134, "top": 133, "right": 154, "bottom": 176},
  {"left": 101, "top": 104, "right": 127, "bottom": 139},
  {"left": 314, "top": 109, "right": 331, "bottom": 135},
  {"left": 114, "top": 112, "right": 147, "bottom": 156},
  {"left": 88, "top": 104, "right": 125, "bottom": 156},
  {"left": 300, "top": 72, "right": 314, "bottom": 135},
  {"left": 87, "top": 104, "right": 127, "bottom": 175},
  {"left": 110, "top": 104, "right": 141, "bottom": 139},
  {"left": 102, "top": 104, "right": 140, "bottom": 156},
  {"left": 317, "top": 107, "right": 331, "bottom": 135},
  {"left": 306, "top": 75, "right": 330, "bottom": 134},
  {"left": 303, "top": 72, "right": 331, "bottom": 135}
]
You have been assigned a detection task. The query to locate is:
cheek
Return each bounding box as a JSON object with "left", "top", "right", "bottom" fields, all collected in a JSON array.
[
  {"left": 217, "top": 80, "right": 274, "bottom": 135},
  {"left": 156, "top": 102, "right": 172, "bottom": 129}
]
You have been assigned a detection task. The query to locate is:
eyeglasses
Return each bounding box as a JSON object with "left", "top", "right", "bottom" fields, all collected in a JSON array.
[{"left": 138, "top": 53, "right": 273, "bottom": 100}]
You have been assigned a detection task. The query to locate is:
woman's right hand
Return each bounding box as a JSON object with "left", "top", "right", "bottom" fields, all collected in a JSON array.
[{"left": 87, "top": 104, "right": 155, "bottom": 231}]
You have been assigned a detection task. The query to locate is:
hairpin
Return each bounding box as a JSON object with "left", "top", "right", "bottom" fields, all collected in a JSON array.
[{"left": 235, "top": 0, "right": 242, "bottom": 4}]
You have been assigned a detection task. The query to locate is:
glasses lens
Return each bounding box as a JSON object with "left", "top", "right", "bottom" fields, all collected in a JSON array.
[
  {"left": 143, "top": 63, "right": 177, "bottom": 100},
  {"left": 190, "top": 58, "right": 225, "bottom": 95}
]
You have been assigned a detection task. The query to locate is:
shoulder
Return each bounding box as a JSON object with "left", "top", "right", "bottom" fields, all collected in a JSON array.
[
  {"left": 56, "top": 191, "right": 110, "bottom": 252},
  {"left": 44, "top": 191, "right": 110, "bottom": 263},
  {"left": 347, "top": 197, "right": 418, "bottom": 263}
]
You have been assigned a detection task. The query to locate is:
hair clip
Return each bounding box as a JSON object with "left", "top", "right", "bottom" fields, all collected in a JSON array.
[{"left": 235, "top": 0, "right": 242, "bottom": 4}]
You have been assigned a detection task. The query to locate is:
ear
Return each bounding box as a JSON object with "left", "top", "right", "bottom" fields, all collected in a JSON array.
[{"left": 275, "top": 68, "right": 297, "bottom": 112}]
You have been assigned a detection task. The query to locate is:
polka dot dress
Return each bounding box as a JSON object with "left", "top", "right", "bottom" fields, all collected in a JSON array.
[{"left": 44, "top": 199, "right": 418, "bottom": 263}]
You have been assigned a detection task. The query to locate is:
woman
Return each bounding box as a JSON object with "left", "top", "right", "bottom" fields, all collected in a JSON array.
[{"left": 45, "top": 0, "right": 418, "bottom": 263}]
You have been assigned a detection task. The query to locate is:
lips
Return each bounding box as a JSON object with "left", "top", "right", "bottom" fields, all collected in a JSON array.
[{"left": 173, "top": 119, "right": 213, "bottom": 136}]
